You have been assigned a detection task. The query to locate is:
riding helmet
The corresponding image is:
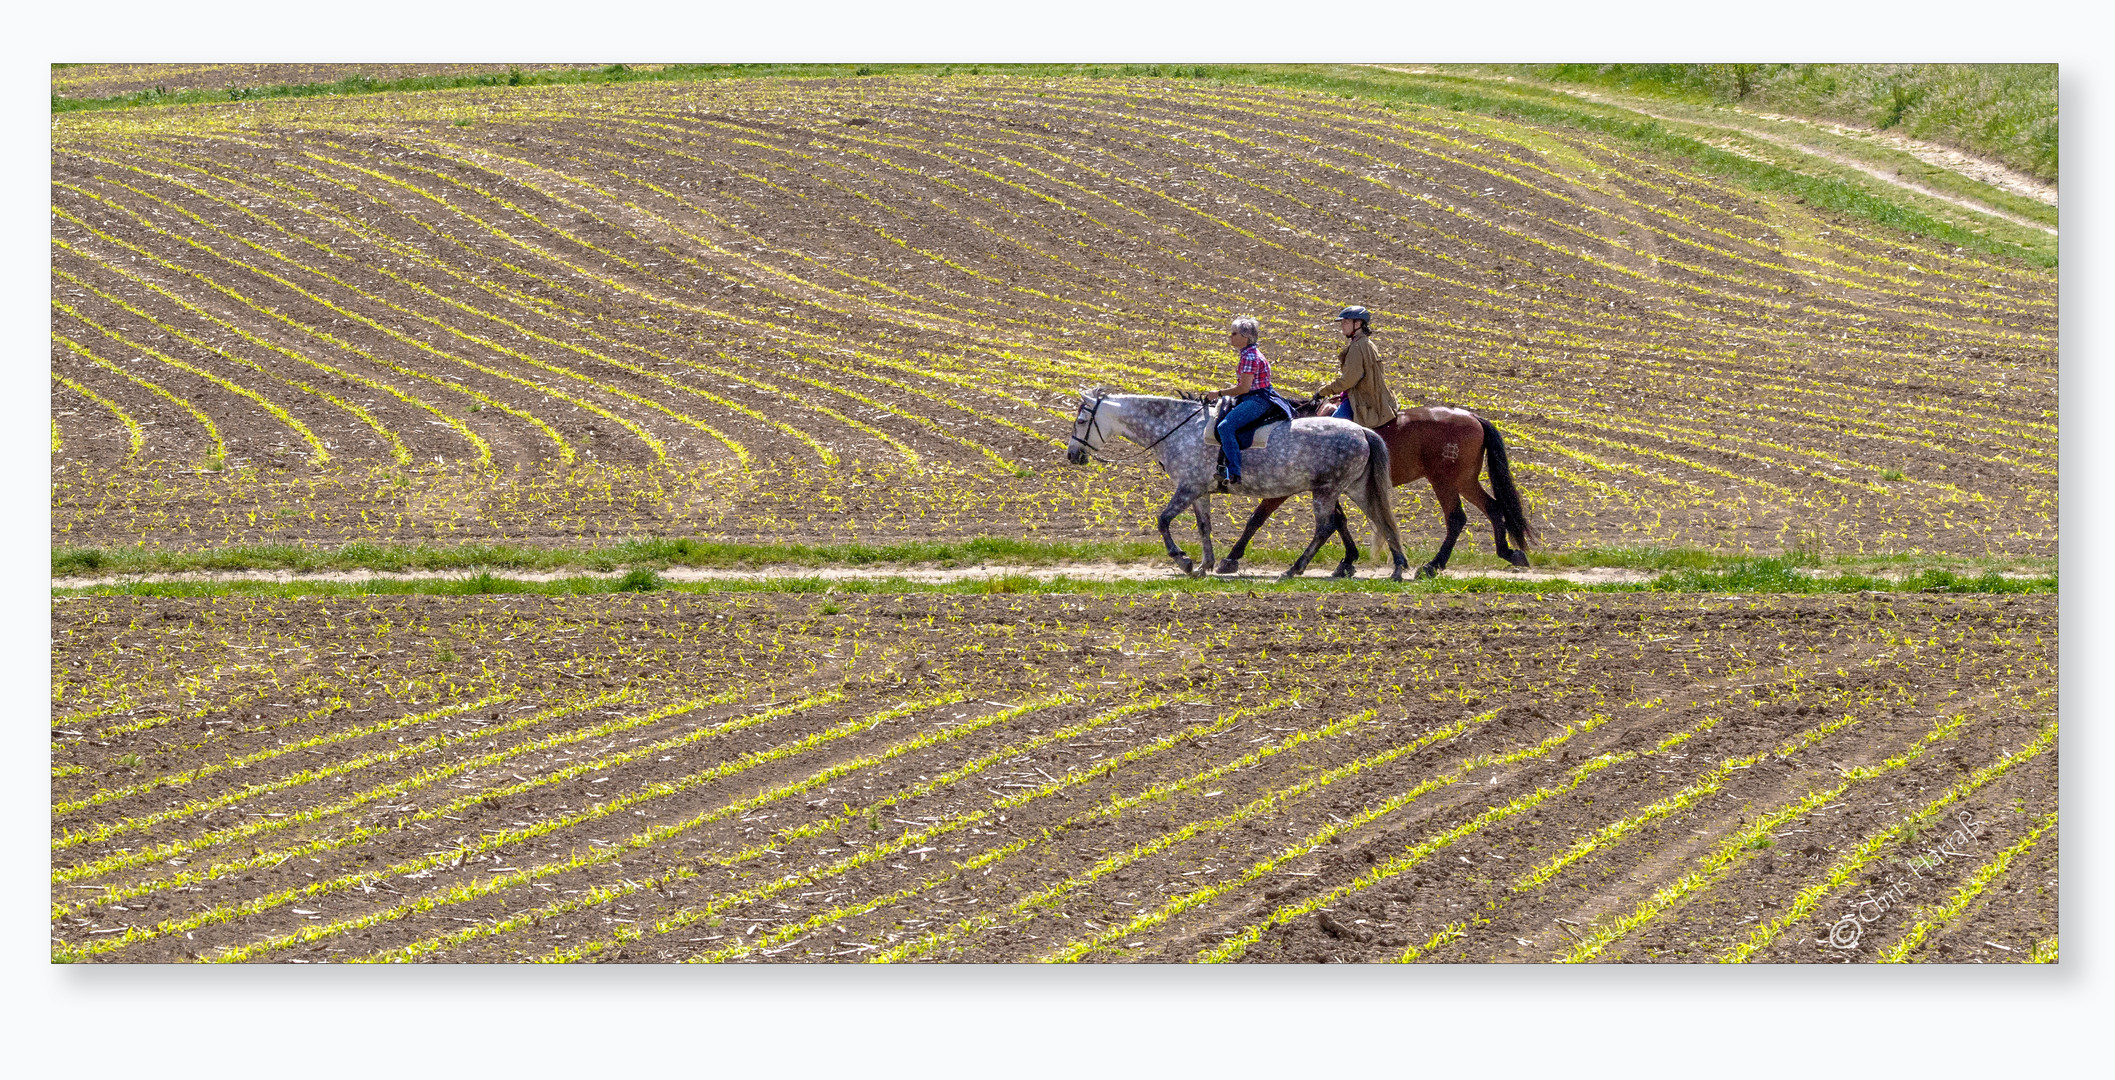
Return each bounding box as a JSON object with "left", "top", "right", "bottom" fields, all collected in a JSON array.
[{"left": 1336, "top": 305, "right": 1372, "bottom": 324}]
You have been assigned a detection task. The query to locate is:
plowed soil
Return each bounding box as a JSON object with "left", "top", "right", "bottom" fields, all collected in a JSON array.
[
  {"left": 51, "top": 74, "right": 2054, "bottom": 558},
  {"left": 52, "top": 591, "right": 2056, "bottom": 963}
]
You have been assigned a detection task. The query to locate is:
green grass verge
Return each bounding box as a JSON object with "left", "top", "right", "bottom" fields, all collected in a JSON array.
[
  {"left": 1474, "top": 63, "right": 2056, "bottom": 183},
  {"left": 1423, "top": 68, "right": 2055, "bottom": 258},
  {"left": 50, "top": 561, "right": 2052, "bottom": 600},
  {"left": 52, "top": 536, "right": 1171, "bottom": 575},
  {"left": 50, "top": 537, "right": 2051, "bottom": 579},
  {"left": 51, "top": 62, "right": 2054, "bottom": 268}
]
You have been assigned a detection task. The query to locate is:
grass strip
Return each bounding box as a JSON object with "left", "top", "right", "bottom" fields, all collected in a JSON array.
[
  {"left": 1718, "top": 721, "right": 2058, "bottom": 963},
  {"left": 52, "top": 536, "right": 1172, "bottom": 576},
  {"left": 50, "top": 537, "right": 2053, "bottom": 579},
  {"left": 1874, "top": 810, "right": 2057, "bottom": 963},
  {"left": 2029, "top": 935, "right": 2058, "bottom": 963},
  {"left": 50, "top": 564, "right": 2054, "bottom": 600},
  {"left": 1464, "top": 63, "right": 2056, "bottom": 185}
]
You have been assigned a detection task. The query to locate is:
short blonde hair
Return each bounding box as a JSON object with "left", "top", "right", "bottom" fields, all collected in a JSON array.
[{"left": 1230, "top": 316, "right": 1261, "bottom": 344}]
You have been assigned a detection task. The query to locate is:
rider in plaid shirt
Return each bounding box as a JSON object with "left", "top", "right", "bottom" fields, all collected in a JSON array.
[{"left": 1205, "top": 317, "right": 1284, "bottom": 487}]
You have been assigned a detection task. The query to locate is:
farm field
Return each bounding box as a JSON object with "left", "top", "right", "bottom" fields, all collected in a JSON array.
[
  {"left": 49, "top": 68, "right": 2060, "bottom": 967},
  {"left": 51, "top": 590, "right": 2055, "bottom": 964},
  {"left": 50, "top": 71, "right": 2054, "bottom": 560},
  {"left": 51, "top": 63, "right": 621, "bottom": 101}
]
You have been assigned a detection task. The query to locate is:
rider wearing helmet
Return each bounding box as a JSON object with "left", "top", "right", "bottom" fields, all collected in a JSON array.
[
  {"left": 1308, "top": 306, "right": 1399, "bottom": 429},
  {"left": 1205, "top": 316, "right": 1292, "bottom": 488}
]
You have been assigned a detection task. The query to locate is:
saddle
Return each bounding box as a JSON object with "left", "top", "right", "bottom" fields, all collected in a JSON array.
[
  {"left": 1210, "top": 392, "right": 1298, "bottom": 486},
  {"left": 1210, "top": 392, "right": 1297, "bottom": 451}
]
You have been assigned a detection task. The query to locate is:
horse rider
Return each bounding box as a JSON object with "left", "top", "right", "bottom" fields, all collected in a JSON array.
[
  {"left": 1307, "top": 306, "right": 1399, "bottom": 430},
  {"left": 1204, "top": 316, "right": 1295, "bottom": 489}
]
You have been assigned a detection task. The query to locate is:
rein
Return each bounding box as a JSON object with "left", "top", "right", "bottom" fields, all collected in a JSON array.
[{"left": 1075, "top": 396, "right": 1205, "bottom": 465}]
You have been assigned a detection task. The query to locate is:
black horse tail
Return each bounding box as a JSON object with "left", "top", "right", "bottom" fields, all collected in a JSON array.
[
  {"left": 1361, "top": 428, "right": 1405, "bottom": 561},
  {"left": 1478, "top": 416, "right": 1536, "bottom": 550}
]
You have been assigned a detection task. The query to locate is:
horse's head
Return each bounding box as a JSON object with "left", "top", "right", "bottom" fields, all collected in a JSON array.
[
  {"left": 1066, "top": 387, "right": 1108, "bottom": 465},
  {"left": 1290, "top": 394, "right": 1329, "bottom": 419}
]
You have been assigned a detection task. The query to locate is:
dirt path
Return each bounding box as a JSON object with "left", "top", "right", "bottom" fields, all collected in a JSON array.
[
  {"left": 1365, "top": 66, "right": 2056, "bottom": 233},
  {"left": 1744, "top": 112, "right": 2057, "bottom": 207},
  {"left": 50, "top": 561, "right": 1656, "bottom": 589}
]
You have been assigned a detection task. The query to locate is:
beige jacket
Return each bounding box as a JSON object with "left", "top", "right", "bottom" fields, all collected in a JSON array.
[{"left": 1313, "top": 331, "right": 1399, "bottom": 429}]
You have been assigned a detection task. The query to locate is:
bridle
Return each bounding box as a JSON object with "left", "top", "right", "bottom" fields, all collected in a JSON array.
[{"left": 1070, "top": 392, "right": 1205, "bottom": 465}]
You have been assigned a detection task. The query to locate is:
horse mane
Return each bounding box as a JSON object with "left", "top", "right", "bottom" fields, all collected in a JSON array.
[{"left": 1097, "top": 390, "right": 1205, "bottom": 413}]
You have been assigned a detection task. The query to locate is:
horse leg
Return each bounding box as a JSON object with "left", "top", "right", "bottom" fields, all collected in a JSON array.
[
  {"left": 1329, "top": 498, "right": 1361, "bottom": 578},
  {"left": 1192, "top": 496, "right": 1216, "bottom": 573},
  {"left": 1345, "top": 484, "right": 1407, "bottom": 582},
  {"left": 1462, "top": 482, "right": 1527, "bottom": 568},
  {"left": 1157, "top": 487, "right": 1207, "bottom": 576},
  {"left": 1218, "top": 496, "right": 1287, "bottom": 574},
  {"left": 1282, "top": 491, "right": 1341, "bottom": 579},
  {"left": 1420, "top": 486, "right": 1468, "bottom": 579}
]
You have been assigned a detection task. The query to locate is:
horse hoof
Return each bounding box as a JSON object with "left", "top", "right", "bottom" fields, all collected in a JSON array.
[
  {"left": 1174, "top": 558, "right": 1194, "bottom": 575},
  {"left": 1330, "top": 565, "right": 1356, "bottom": 579},
  {"left": 1215, "top": 559, "right": 1240, "bottom": 575},
  {"left": 1415, "top": 564, "right": 1438, "bottom": 580},
  {"left": 1278, "top": 569, "right": 1303, "bottom": 581},
  {"left": 1390, "top": 569, "right": 1405, "bottom": 582}
]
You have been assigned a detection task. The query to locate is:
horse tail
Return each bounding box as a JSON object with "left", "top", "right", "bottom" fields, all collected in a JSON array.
[
  {"left": 1361, "top": 428, "right": 1405, "bottom": 559},
  {"left": 1478, "top": 416, "right": 1535, "bottom": 550}
]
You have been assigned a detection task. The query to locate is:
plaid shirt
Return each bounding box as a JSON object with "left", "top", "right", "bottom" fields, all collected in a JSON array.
[{"left": 1236, "top": 343, "right": 1272, "bottom": 390}]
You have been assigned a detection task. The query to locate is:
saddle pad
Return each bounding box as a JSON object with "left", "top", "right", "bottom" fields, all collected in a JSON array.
[{"left": 1218, "top": 394, "right": 1296, "bottom": 452}]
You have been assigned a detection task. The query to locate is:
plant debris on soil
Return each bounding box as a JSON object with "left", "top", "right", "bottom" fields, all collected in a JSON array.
[
  {"left": 49, "top": 71, "right": 2058, "bottom": 966},
  {"left": 51, "top": 74, "right": 2053, "bottom": 559},
  {"left": 51, "top": 590, "right": 2055, "bottom": 964}
]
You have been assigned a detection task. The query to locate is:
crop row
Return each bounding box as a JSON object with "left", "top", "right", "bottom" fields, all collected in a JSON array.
[
  {"left": 51, "top": 589, "right": 2054, "bottom": 962},
  {"left": 51, "top": 76, "right": 2052, "bottom": 555}
]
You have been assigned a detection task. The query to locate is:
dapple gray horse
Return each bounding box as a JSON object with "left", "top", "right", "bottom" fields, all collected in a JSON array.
[{"left": 1065, "top": 388, "right": 1411, "bottom": 581}]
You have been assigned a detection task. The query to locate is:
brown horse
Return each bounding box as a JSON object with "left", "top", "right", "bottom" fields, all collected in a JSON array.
[{"left": 1216, "top": 401, "right": 1536, "bottom": 578}]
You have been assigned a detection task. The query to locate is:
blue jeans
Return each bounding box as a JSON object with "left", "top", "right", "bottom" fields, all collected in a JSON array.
[
  {"left": 1216, "top": 394, "right": 1275, "bottom": 480},
  {"left": 1332, "top": 396, "right": 1354, "bottom": 420}
]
